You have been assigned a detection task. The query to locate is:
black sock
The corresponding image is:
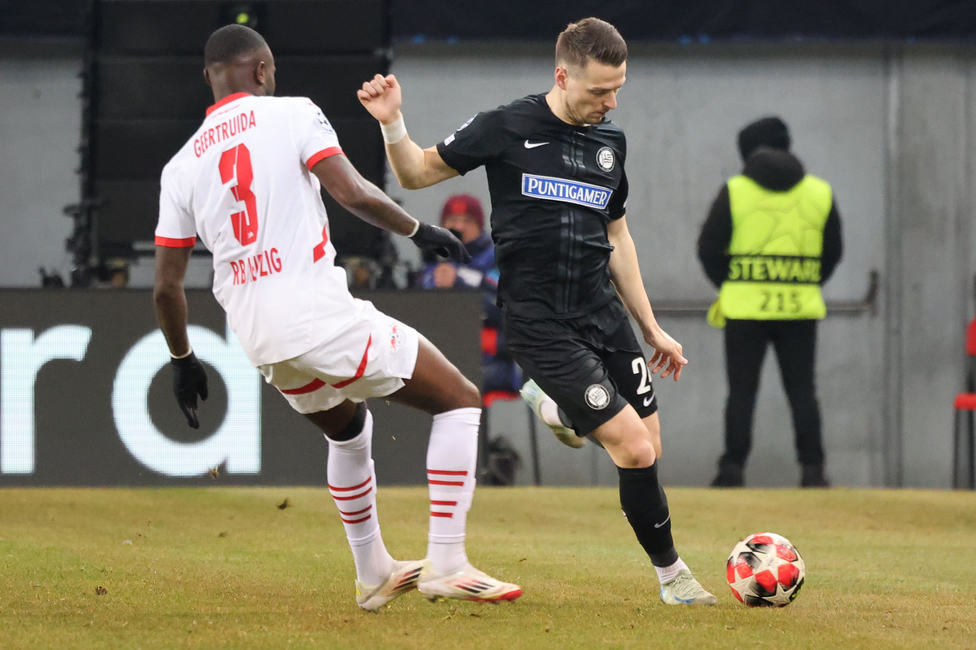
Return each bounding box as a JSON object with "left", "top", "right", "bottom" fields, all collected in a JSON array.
[{"left": 617, "top": 463, "right": 679, "bottom": 567}]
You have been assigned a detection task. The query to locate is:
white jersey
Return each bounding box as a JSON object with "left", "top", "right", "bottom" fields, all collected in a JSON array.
[{"left": 156, "top": 93, "right": 364, "bottom": 366}]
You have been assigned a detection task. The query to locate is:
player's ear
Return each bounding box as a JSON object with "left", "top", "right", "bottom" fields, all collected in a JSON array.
[
  {"left": 254, "top": 60, "right": 267, "bottom": 87},
  {"left": 554, "top": 65, "right": 569, "bottom": 90},
  {"left": 203, "top": 67, "right": 212, "bottom": 88}
]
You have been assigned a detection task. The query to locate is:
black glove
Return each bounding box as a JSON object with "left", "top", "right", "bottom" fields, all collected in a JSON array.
[
  {"left": 410, "top": 222, "right": 471, "bottom": 264},
  {"left": 171, "top": 350, "right": 209, "bottom": 429}
]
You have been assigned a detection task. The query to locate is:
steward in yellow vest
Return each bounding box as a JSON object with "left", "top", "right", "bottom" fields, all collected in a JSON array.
[{"left": 696, "top": 116, "right": 842, "bottom": 488}]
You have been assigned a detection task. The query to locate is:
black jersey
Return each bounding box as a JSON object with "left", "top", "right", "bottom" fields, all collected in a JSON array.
[{"left": 436, "top": 93, "right": 628, "bottom": 319}]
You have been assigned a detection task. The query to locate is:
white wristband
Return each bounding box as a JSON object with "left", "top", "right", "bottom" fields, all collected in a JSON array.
[
  {"left": 171, "top": 347, "right": 193, "bottom": 360},
  {"left": 380, "top": 114, "right": 408, "bottom": 144},
  {"left": 407, "top": 219, "right": 420, "bottom": 238}
]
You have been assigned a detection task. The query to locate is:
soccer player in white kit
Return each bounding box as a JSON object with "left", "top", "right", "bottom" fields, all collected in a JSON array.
[{"left": 152, "top": 24, "right": 521, "bottom": 612}]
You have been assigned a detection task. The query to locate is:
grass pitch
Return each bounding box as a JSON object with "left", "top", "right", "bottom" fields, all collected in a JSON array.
[{"left": 1, "top": 487, "right": 974, "bottom": 649}]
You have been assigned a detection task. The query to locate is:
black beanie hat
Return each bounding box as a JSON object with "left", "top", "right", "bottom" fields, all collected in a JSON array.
[{"left": 737, "top": 116, "right": 791, "bottom": 161}]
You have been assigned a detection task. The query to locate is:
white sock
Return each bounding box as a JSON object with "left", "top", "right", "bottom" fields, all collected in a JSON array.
[
  {"left": 326, "top": 409, "right": 394, "bottom": 587},
  {"left": 655, "top": 557, "right": 689, "bottom": 585},
  {"left": 426, "top": 407, "right": 481, "bottom": 575},
  {"left": 538, "top": 396, "right": 564, "bottom": 427}
]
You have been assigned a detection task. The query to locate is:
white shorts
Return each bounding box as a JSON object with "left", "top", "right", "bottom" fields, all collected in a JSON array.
[{"left": 259, "top": 300, "right": 420, "bottom": 414}]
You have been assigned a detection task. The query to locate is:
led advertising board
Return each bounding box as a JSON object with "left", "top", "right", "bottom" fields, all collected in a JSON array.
[{"left": 0, "top": 290, "right": 481, "bottom": 486}]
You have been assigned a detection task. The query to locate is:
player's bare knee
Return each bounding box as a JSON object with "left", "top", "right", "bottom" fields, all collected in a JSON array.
[
  {"left": 450, "top": 375, "right": 481, "bottom": 410},
  {"left": 618, "top": 438, "right": 656, "bottom": 469}
]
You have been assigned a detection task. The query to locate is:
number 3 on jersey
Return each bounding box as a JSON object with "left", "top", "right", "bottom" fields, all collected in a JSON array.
[{"left": 219, "top": 144, "right": 259, "bottom": 246}]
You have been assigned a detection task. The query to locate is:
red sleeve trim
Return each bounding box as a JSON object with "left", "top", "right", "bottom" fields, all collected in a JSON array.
[
  {"left": 155, "top": 235, "right": 197, "bottom": 247},
  {"left": 306, "top": 146, "right": 344, "bottom": 170}
]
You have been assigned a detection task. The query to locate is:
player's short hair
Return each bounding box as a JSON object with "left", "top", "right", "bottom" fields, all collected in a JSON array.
[
  {"left": 204, "top": 24, "right": 268, "bottom": 67},
  {"left": 555, "top": 18, "right": 627, "bottom": 72}
]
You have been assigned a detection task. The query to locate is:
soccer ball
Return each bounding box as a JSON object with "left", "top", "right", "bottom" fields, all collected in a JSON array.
[{"left": 726, "top": 532, "right": 805, "bottom": 607}]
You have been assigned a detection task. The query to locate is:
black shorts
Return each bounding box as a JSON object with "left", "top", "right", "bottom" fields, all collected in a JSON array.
[{"left": 504, "top": 300, "right": 658, "bottom": 437}]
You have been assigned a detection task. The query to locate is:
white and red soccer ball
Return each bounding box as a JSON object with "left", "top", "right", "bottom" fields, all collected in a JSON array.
[{"left": 726, "top": 532, "right": 805, "bottom": 607}]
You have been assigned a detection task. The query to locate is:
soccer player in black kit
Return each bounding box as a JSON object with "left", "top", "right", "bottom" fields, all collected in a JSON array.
[{"left": 359, "top": 18, "right": 716, "bottom": 605}]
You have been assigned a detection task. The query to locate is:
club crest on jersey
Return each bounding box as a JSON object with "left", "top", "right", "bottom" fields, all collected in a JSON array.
[
  {"left": 596, "top": 147, "right": 615, "bottom": 172},
  {"left": 389, "top": 323, "right": 405, "bottom": 352},
  {"left": 521, "top": 174, "right": 612, "bottom": 210},
  {"left": 584, "top": 384, "right": 611, "bottom": 410}
]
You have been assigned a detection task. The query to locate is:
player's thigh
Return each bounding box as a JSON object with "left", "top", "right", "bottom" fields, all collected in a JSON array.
[
  {"left": 260, "top": 355, "right": 349, "bottom": 415},
  {"left": 642, "top": 411, "right": 662, "bottom": 460},
  {"left": 506, "top": 319, "right": 628, "bottom": 437},
  {"left": 261, "top": 303, "right": 423, "bottom": 415},
  {"left": 590, "top": 403, "right": 657, "bottom": 469},
  {"left": 387, "top": 333, "right": 480, "bottom": 415}
]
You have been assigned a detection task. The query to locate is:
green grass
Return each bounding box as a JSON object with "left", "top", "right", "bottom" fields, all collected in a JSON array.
[{"left": 1, "top": 487, "right": 974, "bottom": 649}]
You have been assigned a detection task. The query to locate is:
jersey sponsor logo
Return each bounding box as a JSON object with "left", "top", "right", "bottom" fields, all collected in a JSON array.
[
  {"left": 194, "top": 110, "right": 257, "bottom": 158},
  {"left": 521, "top": 174, "right": 613, "bottom": 210},
  {"left": 230, "top": 248, "right": 283, "bottom": 286},
  {"left": 524, "top": 140, "right": 549, "bottom": 149},
  {"left": 584, "top": 384, "right": 611, "bottom": 410},
  {"left": 596, "top": 146, "right": 615, "bottom": 172}
]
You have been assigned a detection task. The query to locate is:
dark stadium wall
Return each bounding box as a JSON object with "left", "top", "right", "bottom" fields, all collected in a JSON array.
[
  {"left": 5, "top": 0, "right": 976, "bottom": 41},
  {"left": 391, "top": 0, "right": 976, "bottom": 41},
  {"left": 0, "top": 290, "right": 481, "bottom": 486}
]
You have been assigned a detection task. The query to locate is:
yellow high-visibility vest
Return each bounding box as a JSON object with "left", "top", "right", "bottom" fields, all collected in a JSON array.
[{"left": 713, "top": 174, "right": 832, "bottom": 324}]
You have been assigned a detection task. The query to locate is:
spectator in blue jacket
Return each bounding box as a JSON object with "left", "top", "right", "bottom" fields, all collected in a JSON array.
[{"left": 421, "top": 194, "right": 521, "bottom": 394}]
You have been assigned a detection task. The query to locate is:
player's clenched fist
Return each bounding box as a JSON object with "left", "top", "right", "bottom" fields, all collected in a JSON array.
[{"left": 357, "top": 73, "right": 402, "bottom": 124}]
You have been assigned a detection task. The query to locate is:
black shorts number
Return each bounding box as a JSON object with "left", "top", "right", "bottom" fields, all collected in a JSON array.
[{"left": 631, "top": 356, "right": 652, "bottom": 395}]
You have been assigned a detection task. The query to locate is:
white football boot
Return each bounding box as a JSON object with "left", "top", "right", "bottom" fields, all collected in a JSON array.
[
  {"left": 355, "top": 559, "right": 428, "bottom": 612},
  {"left": 659, "top": 568, "right": 718, "bottom": 606},
  {"left": 418, "top": 563, "right": 522, "bottom": 603},
  {"left": 520, "top": 379, "right": 586, "bottom": 449}
]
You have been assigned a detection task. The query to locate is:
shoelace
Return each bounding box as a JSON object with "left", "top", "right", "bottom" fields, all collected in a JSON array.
[{"left": 667, "top": 572, "right": 696, "bottom": 597}]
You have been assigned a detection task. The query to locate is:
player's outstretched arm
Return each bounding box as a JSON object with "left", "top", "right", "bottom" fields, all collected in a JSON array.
[
  {"left": 154, "top": 245, "right": 209, "bottom": 428},
  {"left": 357, "top": 74, "right": 458, "bottom": 189},
  {"left": 312, "top": 154, "right": 469, "bottom": 264},
  {"left": 607, "top": 216, "right": 688, "bottom": 381}
]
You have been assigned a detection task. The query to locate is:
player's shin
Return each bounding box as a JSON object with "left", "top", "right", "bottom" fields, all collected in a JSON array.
[
  {"left": 425, "top": 407, "right": 481, "bottom": 575},
  {"left": 326, "top": 409, "right": 395, "bottom": 586},
  {"left": 617, "top": 463, "right": 682, "bottom": 577}
]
